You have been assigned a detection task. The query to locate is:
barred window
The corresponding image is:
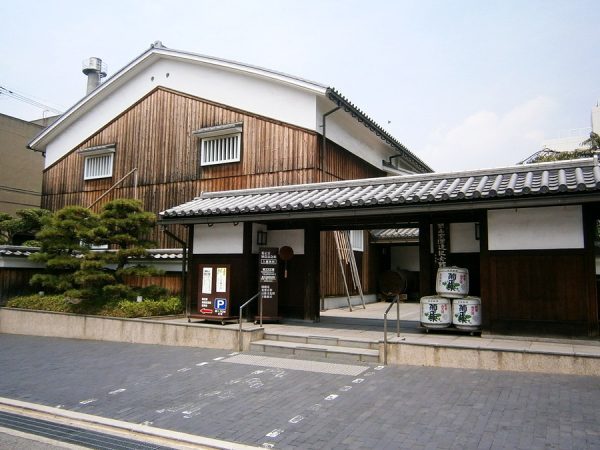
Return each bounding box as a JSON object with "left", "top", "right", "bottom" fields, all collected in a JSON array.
[
  {"left": 200, "top": 133, "right": 241, "bottom": 166},
  {"left": 194, "top": 122, "right": 243, "bottom": 167},
  {"left": 84, "top": 153, "right": 114, "bottom": 180}
]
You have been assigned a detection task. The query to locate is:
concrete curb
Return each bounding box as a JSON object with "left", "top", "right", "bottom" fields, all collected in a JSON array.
[{"left": 0, "top": 397, "right": 262, "bottom": 450}]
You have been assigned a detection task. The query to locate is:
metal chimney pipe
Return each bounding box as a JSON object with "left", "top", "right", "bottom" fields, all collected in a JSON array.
[{"left": 82, "top": 57, "right": 107, "bottom": 95}]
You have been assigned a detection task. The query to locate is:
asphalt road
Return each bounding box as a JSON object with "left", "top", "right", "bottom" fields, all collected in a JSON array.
[{"left": 0, "top": 334, "right": 598, "bottom": 449}]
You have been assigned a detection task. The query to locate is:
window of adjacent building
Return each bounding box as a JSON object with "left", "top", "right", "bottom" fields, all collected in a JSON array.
[
  {"left": 194, "top": 122, "right": 243, "bottom": 167},
  {"left": 79, "top": 144, "right": 116, "bottom": 180},
  {"left": 350, "top": 230, "right": 364, "bottom": 252}
]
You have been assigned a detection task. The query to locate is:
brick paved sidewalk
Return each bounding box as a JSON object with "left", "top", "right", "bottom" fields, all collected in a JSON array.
[{"left": 0, "top": 334, "right": 598, "bottom": 449}]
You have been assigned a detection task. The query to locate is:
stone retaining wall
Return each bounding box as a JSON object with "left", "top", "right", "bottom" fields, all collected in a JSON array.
[{"left": 0, "top": 308, "right": 263, "bottom": 351}]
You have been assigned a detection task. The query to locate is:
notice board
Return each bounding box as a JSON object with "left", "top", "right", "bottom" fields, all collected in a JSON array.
[
  {"left": 197, "top": 264, "right": 231, "bottom": 318},
  {"left": 258, "top": 247, "right": 279, "bottom": 320}
]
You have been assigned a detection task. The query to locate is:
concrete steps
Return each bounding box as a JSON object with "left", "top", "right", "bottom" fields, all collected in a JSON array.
[{"left": 249, "top": 332, "right": 380, "bottom": 363}]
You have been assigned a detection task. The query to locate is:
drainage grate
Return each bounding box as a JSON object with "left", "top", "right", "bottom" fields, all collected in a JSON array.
[
  {"left": 0, "top": 410, "right": 173, "bottom": 449},
  {"left": 223, "top": 354, "right": 369, "bottom": 376}
]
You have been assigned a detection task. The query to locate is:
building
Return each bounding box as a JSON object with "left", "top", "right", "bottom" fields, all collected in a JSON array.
[
  {"left": 540, "top": 102, "right": 600, "bottom": 152},
  {"left": 0, "top": 113, "right": 45, "bottom": 215},
  {"left": 27, "top": 42, "right": 432, "bottom": 301},
  {"left": 161, "top": 157, "right": 600, "bottom": 337}
]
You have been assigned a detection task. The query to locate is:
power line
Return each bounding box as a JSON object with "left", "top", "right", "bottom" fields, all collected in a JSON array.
[{"left": 0, "top": 86, "right": 63, "bottom": 115}]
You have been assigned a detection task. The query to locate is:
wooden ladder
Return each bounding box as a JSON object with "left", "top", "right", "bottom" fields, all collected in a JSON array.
[{"left": 333, "top": 230, "right": 366, "bottom": 311}]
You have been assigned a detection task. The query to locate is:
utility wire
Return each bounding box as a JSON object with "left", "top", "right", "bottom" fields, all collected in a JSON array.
[{"left": 0, "top": 86, "right": 63, "bottom": 114}]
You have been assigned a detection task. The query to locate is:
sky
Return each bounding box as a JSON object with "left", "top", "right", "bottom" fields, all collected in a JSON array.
[{"left": 1, "top": 0, "right": 599, "bottom": 172}]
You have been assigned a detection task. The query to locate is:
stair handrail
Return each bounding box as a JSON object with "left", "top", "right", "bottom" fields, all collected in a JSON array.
[
  {"left": 238, "top": 291, "right": 262, "bottom": 352},
  {"left": 383, "top": 294, "right": 402, "bottom": 365}
]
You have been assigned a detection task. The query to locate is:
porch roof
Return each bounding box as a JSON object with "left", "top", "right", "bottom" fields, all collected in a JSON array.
[{"left": 159, "top": 157, "right": 600, "bottom": 224}]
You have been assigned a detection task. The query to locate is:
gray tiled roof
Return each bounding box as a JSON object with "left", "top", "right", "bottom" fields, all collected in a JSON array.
[
  {"left": 160, "top": 157, "right": 600, "bottom": 221},
  {"left": 0, "top": 246, "right": 39, "bottom": 257},
  {"left": 0, "top": 246, "right": 182, "bottom": 260},
  {"left": 370, "top": 228, "right": 419, "bottom": 242}
]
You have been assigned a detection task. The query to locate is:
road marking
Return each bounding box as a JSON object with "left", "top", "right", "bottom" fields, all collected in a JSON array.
[
  {"left": 352, "top": 378, "right": 365, "bottom": 384},
  {"left": 79, "top": 399, "right": 97, "bottom": 405},
  {"left": 177, "top": 367, "right": 191, "bottom": 373},
  {"left": 213, "top": 357, "right": 225, "bottom": 361},
  {"left": 108, "top": 389, "right": 126, "bottom": 395},
  {"left": 266, "top": 428, "right": 284, "bottom": 438},
  {"left": 339, "top": 386, "right": 352, "bottom": 392},
  {"left": 289, "top": 415, "right": 304, "bottom": 424},
  {"left": 325, "top": 394, "right": 338, "bottom": 401},
  {"left": 196, "top": 362, "right": 208, "bottom": 366},
  {"left": 374, "top": 365, "right": 385, "bottom": 371}
]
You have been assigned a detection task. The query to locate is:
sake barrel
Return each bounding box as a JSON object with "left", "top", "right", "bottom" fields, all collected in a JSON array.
[
  {"left": 436, "top": 266, "right": 469, "bottom": 298},
  {"left": 452, "top": 296, "right": 482, "bottom": 330},
  {"left": 420, "top": 296, "right": 452, "bottom": 329}
]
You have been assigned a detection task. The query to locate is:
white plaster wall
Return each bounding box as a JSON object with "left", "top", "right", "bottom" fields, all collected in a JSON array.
[
  {"left": 251, "top": 223, "right": 267, "bottom": 254},
  {"left": 265, "top": 229, "right": 305, "bottom": 255},
  {"left": 45, "top": 56, "right": 318, "bottom": 167},
  {"left": 391, "top": 246, "right": 420, "bottom": 272},
  {"left": 450, "top": 223, "right": 480, "bottom": 253},
  {"left": 317, "top": 97, "right": 399, "bottom": 172},
  {"left": 487, "top": 205, "right": 584, "bottom": 250},
  {"left": 193, "top": 223, "right": 244, "bottom": 254}
]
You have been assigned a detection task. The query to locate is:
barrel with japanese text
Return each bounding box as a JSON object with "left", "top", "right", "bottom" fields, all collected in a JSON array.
[
  {"left": 420, "top": 295, "right": 452, "bottom": 329},
  {"left": 452, "top": 296, "right": 482, "bottom": 330},
  {"left": 436, "top": 266, "right": 469, "bottom": 298}
]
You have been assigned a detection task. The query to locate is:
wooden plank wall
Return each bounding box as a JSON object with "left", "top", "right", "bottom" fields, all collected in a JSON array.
[
  {"left": 41, "top": 87, "right": 389, "bottom": 298},
  {"left": 42, "top": 88, "right": 321, "bottom": 246},
  {"left": 122, "top": 274, "right": 182, "bottom": 295},
  {"left": 320, "top": 231, "right": 373, "bottom": 297},
  {"left": 0, "top": 268, "right": 39, "bottom": 305},
  {"left": 485, "top": 250, "right": 592, "bottom": 335}
]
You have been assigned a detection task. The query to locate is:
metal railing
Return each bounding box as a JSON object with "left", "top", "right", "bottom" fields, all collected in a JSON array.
[
  {"left": 238, "top": 292, "right": 262, "bottom": 352},
  {"left": 383, "top": 294, "right": 402, "bottom": 365}
]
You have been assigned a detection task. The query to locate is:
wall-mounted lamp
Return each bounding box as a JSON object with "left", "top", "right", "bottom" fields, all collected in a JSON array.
[
  {"left": 256, "top": 230, "right": 268, "bottom": 246},
  {"left": 233, "top": 222, "right": 239, "bottom": 226},
  {"left": 475, "top": 223, "right": 480, "bottom": 240},
  {"left": 207, "top": 223, "right": 214, "bottom": 228}
]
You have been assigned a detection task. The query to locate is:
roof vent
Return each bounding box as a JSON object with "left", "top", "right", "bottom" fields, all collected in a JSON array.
[
  {"left": 151, "top": 40, "right": 166, "bottom": 49},
  {"left": 82, "top": 57, "right": 107, "bottom": 95}
]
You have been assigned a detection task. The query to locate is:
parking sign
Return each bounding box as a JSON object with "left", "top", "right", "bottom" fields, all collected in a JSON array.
[{"left": 214, "top": 298, "right": 227, "bottom": 311}]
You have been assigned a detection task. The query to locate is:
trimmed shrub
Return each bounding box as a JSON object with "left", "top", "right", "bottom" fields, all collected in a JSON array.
[{"left": 6, "top": 294, "right": 183, "bottom": 318}]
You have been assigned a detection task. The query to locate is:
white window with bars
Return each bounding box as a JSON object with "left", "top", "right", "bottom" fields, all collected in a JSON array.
[
  {"left": 193, "top": 122, "right": 243, "bottom": 167},
  {"left": 84, "top": 153, "right": 114, "bottom": 180},
  {"left": 200, "top": 133, "right": 241, "bottom": 166},
  {"left": 350, "top": 230, "right": 364, "bottom": 252}
]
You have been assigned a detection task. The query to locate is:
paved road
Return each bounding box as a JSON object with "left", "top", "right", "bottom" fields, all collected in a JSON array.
[{"left": 0, "top": 334, "right": 598, "bottom": 450}]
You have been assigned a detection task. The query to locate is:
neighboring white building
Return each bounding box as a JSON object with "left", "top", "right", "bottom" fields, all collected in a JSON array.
[{"left": 541, "top": 102, "right": 600, "bottom": 152}]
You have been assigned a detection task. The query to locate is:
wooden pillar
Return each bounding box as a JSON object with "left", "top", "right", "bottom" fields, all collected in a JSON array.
[
  {"left": 304, "top": 223, "right": 320, "bottom": 321},
  {"left": 478, "top": 213, "right": 492, "bottom": 331},
  {"left": 583, "top": 205, "right": 599, "bottom": 337},
  {"left": 418, "top": 220, "right": 433, "bottom": 297}
]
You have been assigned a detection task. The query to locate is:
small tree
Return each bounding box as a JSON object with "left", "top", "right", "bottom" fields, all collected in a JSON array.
[
  {"left": 581, "top": 131, "right": 600, "bottom": 151},
  {"left": 0, "top": 208, "right": 51, "bottom": 245},
  {"left": 31, "top": 199, "right": 162, "bottom": 302},
  {"left": 29, "top": 206, "right": 98, "bottom": 294},
  {"left": 87, "top": 198, "right": 160, "bottom": 300}
]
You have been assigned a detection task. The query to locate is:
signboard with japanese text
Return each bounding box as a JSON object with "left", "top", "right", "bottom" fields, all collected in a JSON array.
[
  {"left": 434, "top": 222, "right": 450, "bottom": 269},
  {"left": 258, "top": 247, "right": 279, "bottom": 320},
  {"left": 197, "top": 264, "right": 231, "bottom": 319}
]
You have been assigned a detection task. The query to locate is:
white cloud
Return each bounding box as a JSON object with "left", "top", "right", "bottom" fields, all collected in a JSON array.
[{"left": 421, "top": 96, "right": 558, "bottom": 172}]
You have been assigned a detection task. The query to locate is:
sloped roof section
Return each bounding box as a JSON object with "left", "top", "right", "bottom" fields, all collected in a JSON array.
[
  {"left": 29, "top": 42, "right": 430, "bottom": 174},
  {"left": 326, "top": 89, "right": 431, "bottom": 173},
  {"left": 370, "top": 228, "right": 419, "bottom": 243},
  {"left": 160, "top": 157, "right": 600, "bottom": 222}
]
